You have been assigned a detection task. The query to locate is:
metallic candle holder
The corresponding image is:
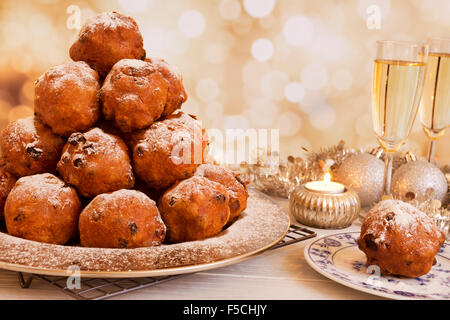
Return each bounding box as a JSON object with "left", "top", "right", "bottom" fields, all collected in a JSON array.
[{"left": 289, "top": 183, "right": 361, "bottom": 229}]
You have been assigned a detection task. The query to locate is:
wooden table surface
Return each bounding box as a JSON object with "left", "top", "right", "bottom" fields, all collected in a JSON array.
[{"left": 0, "top": 197, "right": 381, "bottom": 300}]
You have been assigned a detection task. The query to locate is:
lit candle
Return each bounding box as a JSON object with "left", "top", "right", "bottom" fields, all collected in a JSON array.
[{"left": 304, "top": 172, "right": 345, "bottom": 194}]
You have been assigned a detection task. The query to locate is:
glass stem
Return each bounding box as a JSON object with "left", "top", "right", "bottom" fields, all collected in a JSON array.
[
  {"left": 427, "top": 140, "right": 436, "bottom": 163},
  {"left": 383, "top": 152, "right": 393, "bottom": 197}
]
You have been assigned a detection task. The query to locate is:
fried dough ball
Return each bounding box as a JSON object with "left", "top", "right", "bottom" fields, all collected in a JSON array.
[
  {"left": 0, "top": 160, "right": 17, "bottom": 221},
  {"left": 158, "top": 176, "right": 230, "bottom": 242},
  {"left": 358, "top": 200, "right": 445, "bottom": 278},
  {"left": 0, "top": 117, "right": 65, "bottom": 177},
  {"left": 195, "top": 164, "right": 248, "bottom": 223},
  {"left": 34, "top": 61, "right": 100, "bottom": 137},
  {"left": 79, "top": 189, "right": 166, "bottom": 248},
  {"left": 100, "top": 59, "right": 169, "bottom": 132},
  {"left": 131, "top": 112, "right": 209, "bottom": 190},
  {"left": 70, "top": 11, "right": 146, "bottom": 78},
  {"left": 57, "top": 128, "right": 134, "bottom": 198},
  {"left": 4, "top": 173, "right": 81, "bottom": 245},
  {"left": 145, "top": 56, "right": 187, "bottom": 117},
  {"left": 95, "top": 118, "right": 133, "bottom": 148}
]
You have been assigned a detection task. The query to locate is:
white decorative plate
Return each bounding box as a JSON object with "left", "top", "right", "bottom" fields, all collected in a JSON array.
[
  {"left": 304, "top": 232, "right": 450, "bottom": 300},
  {"left": 0, "top": 189, "right": 289, "bottom": 278}
]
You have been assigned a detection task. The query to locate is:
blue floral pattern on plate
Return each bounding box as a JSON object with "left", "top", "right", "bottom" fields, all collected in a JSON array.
[{"left": 304, "top": 232, "right": 450, "bottom": 300}]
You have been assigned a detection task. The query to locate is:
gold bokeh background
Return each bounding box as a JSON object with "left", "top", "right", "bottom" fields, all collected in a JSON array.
[{"left": 0, "top": 0, "right": 448, "bottom": 163}]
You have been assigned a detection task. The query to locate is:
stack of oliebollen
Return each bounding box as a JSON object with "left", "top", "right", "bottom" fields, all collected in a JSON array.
[{"left": 0, "top": 12, "right": 248, "bottom": 249}]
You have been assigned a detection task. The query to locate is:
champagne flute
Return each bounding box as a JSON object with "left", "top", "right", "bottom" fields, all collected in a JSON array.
[
  {"left": 419, "top": 38, "right": 450, "bottom": 163},
  {"left": 372, "top": 40, "right": 428, "bottom": 197}
]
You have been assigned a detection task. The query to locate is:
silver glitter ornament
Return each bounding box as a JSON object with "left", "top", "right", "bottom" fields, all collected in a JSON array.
[
  {"left": 391, "top": 160, "right": 448, "bottom": 203},
  {"left": 335, "top": 153, "right": 384, "bottom": 207}
]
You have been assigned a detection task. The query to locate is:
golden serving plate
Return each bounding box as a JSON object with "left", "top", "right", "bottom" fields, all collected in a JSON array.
[{"left": 0, "top": 189, "right": 289, "bottom": 278}]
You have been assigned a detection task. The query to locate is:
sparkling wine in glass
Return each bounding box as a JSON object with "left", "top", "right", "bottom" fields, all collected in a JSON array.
[
  {"left": 371, "top": 40, "right": 428, "bottom": 197},
  {"left": 419, "top": 38, "right": 450, "bottom": 162}
]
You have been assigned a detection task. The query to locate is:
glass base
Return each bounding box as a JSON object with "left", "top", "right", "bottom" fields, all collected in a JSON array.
[{"left": 376, "top": 137, "right": 405, "bottom": 153}]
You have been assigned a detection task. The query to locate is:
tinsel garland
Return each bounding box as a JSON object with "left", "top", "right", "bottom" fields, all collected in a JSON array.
[
  {"left": 238, "top": 141, "right": 449, "bottom": 239},
  {"left": 409, "top": 196, "right": 449, "bottom": 240},
  {"left": 239, "top": 140, "right": 357, "bottom": 198},
  {"left": 238, "top": 140, "right": 450, "bottom": 210}
]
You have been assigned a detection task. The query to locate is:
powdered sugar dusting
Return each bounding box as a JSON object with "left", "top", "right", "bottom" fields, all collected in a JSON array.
[
  {"left": 1, "top": 117, "right": 39, "bottom": 153},
  {"left": 95, "top": 189, "right": 156, "bottom": 210},
  {"left": 363, "top": 200, "right": 440, "bottom": 244},
  {"left": 7, "top": 173, "right": 77, "bottom": 210},
  {"left": 0, "top": 189, "right": 289, "bottom": 272},
  {"left": 81, "top": 12, "right": 136, "bottom": 36},
  {"left": 36, "top": 61, "right": 98, "bottom": 92}
]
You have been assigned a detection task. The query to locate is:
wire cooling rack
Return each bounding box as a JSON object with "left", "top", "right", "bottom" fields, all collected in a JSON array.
[{"left": 16, "top": 224, "right": 316, "bottom": 300}]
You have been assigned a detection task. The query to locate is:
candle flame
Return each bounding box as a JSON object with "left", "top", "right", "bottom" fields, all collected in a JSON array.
[{"left": 324, "top": 172, "right": 331, "bottom": 183}]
